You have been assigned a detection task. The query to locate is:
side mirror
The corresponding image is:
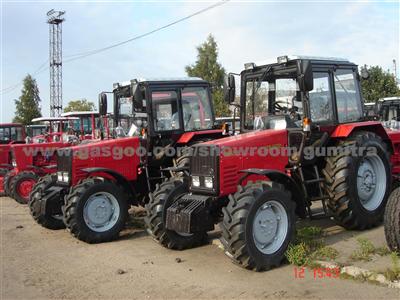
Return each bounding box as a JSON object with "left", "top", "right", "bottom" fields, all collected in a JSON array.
[
  {"left": 223, "top": 73, "right": 236, "bottom": 104},
  {"left": 297, "top": 61, "right": 314, "bottom": 92},
  {"left": 98, "top": 92, "right": 108, "bottom": 116}
]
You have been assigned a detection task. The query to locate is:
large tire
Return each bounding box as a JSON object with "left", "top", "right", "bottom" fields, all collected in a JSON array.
[
  {"left": 220, "top": 181, "right": 296, "bottom": 271},
  {"left": 323, "top": 131, "right": 391, "bottom": 230},
  {"left": 0, "top": 168, "right": 8, "bottom": 196},
  {"left": 29, "top": 173, "right": 65, "bottom": 230},
  {"left": 145, "top": 179, "right": 207, "bottom": 250},
  {"left": 3, "top": 169, "right": 16, "bottom": 197},
  {"left": 384, "top": 187, "right": 400, "bottom": 251},
  {"left": 10, "top": 171, "right": 39, "bottom": 204},
  {"left": 63, "top": 178, "right": 129, "bottom": 243}
]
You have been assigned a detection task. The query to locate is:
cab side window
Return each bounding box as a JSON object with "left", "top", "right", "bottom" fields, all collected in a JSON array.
[
  {"left": 309, "top": 72, "right": 333, "bottom": 122},
  {"left": 334, "top": 69, "right": 363, "bottom": 123}
]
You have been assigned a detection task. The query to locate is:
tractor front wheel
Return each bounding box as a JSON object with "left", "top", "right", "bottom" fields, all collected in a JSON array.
[
  {"left": 63, "top": 178, "right": 129, "bottom": 243},
  {"left": 10, "top": 171, "right": 39, "bottom": 204},
  {"left": 323, "top": 131, "right": 391, "bottom": 230},
  {"left": 3, "top": 169, "right": 16, "bottom": 197},
  {"left": 0, "top": 168, "right": 8, "bottom": 196},
  {"left": 220, "top": 181, "right": 296, "bottom": 271},
  {"left": 145, "top": 179, "right": 207, "bottom": 250},
  {"left": 29, "top": 173, "right": 65, "bottom": 230},
  {"left": 384, "top": 187, "right": 400, "bottom": 251}
]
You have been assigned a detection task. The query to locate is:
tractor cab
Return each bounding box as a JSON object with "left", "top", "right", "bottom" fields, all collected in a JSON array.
[
  {"left": 224, "top": 55, "right": 365, "bottom": 135},
  {"left": 99, "top": 78, "right": 223, "bottom": 160},
  {"left": 30, "top": 117, "right": 80, "bottom": 144},
  {"left": 102, "top": 78, "right": 217, "bottom": 137},
  {"left": 61, "top": 111, "right": 109, "bottom": 140},
  {"left": 26, "top": 125, "right": 48, "bottom": 138},
  {"left": 0, "top": 123, "right": 26, "bottom": 171},
  {"left": 376, "top": 97, "right": 400, "bottom": 129},
  {"left": 0, "top": 123, "right": 25, "bottom": 145}
]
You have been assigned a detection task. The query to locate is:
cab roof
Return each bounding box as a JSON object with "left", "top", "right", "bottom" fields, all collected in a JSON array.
[
  {"left": 0, "top": 123, "right": 23, "bottom": 127},
  {"left": 61, "top": 111, "right": 100, "bottom": 117},
  {"left": 114, "top": 77, "right": 207, "bottom": 88},
  {"left": 32, "top": 117, "right": 79, "bottom": 123}
]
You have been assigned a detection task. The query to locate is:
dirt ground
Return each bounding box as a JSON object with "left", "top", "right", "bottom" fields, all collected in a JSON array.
[{"left": 1, "top": 196, "right": 400, "bottom": 300}]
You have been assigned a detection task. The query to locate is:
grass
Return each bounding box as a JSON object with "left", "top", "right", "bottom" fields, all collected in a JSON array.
[
  {"left": 350, "top": 238, "right": 391, "bottom": 262},
  {"left": 383, "top": 252, "right": 400, "bottom": 281},
  {"left": 285, "top": 226, "right": 338, "bottom": 266}
]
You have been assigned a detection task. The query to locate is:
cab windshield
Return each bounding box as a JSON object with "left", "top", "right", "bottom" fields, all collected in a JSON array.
[
  {"left": 244, "top": 78, "right": 302, "bottom": 130},
  {"left": 152, "top": 86, "right": 213, "bottom": 132}
]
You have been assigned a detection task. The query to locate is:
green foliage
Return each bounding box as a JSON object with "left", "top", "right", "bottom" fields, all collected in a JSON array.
[
  {"left": 185, "top": 34, "right": 229, "bottom": 117},
  {"left": 296, "top": 226, "right": 323, "bottom": 242},
  {"left": 286, "top": 242, "right": 310, "bottom": 266},
  {"left": 286, "top": 226, "right": 338, "bottom": 266},
  {"left": 64, "top": 99, "right": 95, "bottom": 113},
  {"left": 313, "top": 246, "right": 339, "bottom": 260},
  {"left": 360, "top": 65, "right": 400, "bottom": 103},
  {"left": 350, "top": 238, "right": 390, "bottom": 261},
  {"left": 13, "top": 74, "right": 42, "bottom": 125}
]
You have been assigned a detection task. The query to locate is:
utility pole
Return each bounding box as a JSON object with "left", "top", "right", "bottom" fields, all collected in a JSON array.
[{"left": 47, "top": 9, "right": 65, "bottom": 117}]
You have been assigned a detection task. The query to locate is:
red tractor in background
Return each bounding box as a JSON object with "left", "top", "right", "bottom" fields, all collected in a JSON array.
[
  {"left": 145, "top": 56, "right": 400, "bottom": 271},
  {"left": 29, "top": 78, "right": 227, "bottom": 242},
  {"left": 2, "top": 113, "right": 106, "bottom": 204},
  {"left": 0, "top": 123, "right": 26, "bottom": 196}
]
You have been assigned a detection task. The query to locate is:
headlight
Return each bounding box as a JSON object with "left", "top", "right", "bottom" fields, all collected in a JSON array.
[
  {"left": 57, "top": 172, "right": 63, "bottom": 182},
  {"left": 204, "top": 176, "right": 213, "bottom": 189},
  {"left": 12, "top": 159, "right": 16, "bottom": 167},
  {"left": 192, "top": 176, "right": 200, "bottom": 187},
  {"left": 62, "top": 172, "right": 69, "bottom": 183}
]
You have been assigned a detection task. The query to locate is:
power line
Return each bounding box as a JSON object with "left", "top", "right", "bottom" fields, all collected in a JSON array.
[
  {"left": 1, "top": 0, "right": 229, "bottom": 95},
  {"left": 64, "top": 0, "right": 230, "bottom": 62},
  {"left": 1, "top": 59, "right": 49, "bottom": 94}
]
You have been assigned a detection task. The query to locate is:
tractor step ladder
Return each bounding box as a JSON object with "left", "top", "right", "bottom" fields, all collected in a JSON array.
[{"left": 299, "top": 166, "right": 331, "bottom": 219}]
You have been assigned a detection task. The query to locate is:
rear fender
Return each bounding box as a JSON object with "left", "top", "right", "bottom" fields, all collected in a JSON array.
[
  {"left": 331, "top": 122, "right": 393, "bottom": 152},
  {"left": 239, "top": 168, "right": 307, "bottom": 218},
  {"left": 81, "top": 167, "right": 137, "bottom": 205}
]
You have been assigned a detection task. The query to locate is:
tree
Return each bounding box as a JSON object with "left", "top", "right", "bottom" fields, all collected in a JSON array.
[
  {"left": 13, "top": 75, "right": 42, "bottom": 125},
  {"left": 360, "top": 65, "right": 400, "bottom": 103},
  {"left": 64, "top": 99, "right": 95, "bottom": 112},
  {"left": 185, "top": 34, "right": 229, "bottom": 116}
]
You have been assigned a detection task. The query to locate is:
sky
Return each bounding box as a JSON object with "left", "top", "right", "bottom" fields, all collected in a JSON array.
[{"left": 1, "top": 0, "right": 399, "bottom": 122}]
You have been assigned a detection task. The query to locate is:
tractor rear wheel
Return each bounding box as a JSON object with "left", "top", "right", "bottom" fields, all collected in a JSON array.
[
  {"left": 63, "top": 178, "right": 129, "bottom": 243},
  {"left": 384, "top": 187, "right": 400, "bottom": 251},
  {"left": 145, "top": 178, "right": 207, "bottom": 250},
  {"left": 220, "top": 181, "right": 296, "bottom": 271},
  {"left": 323, "top": 131, "right": 391, "bottom": 230},
  {"left": 3, "top": 169, "right": 16, "bottom": 197},
  {"left": 0, "top": 168, "right": 8, "bottom": 196},
  {"left": 10, "top": 171, "right": 39, "bottom": 204},
  {"left": 29, "top": 173, "right": 65, "bottom": 230}
]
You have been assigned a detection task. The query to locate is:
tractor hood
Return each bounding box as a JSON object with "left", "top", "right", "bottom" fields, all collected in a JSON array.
[
  {"left": 58, "top": 136, "right": 142, "bottom": 185},
  {"left": 190, "top": 129, "right": 290, "bottom": 196}
]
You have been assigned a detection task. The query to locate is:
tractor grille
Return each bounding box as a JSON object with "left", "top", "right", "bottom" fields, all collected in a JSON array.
[
  {"left": 57, "top": 150, "right": 72, "bottom": 175},
  {"left": 189, "top": 144, "right": 219, "bottom": 195}
]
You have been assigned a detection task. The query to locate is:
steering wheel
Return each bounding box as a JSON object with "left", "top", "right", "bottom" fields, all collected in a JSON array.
[{"left": 272, "top": 101, "right": 287, "bottom": 113}]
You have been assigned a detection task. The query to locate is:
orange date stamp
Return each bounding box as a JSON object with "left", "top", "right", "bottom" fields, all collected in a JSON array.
[{"left": 293, "top": 267, "right": 340, "bottom": 279}]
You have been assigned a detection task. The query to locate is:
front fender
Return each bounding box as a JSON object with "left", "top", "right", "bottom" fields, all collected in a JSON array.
[
  {"left": 81, "top": 167, "right": 137, "bottom": 204},
  {"left": 239, "top": 168, "right": 307, "bottom": 218}
]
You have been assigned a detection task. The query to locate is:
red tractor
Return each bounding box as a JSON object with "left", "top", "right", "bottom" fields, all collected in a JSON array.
[
  {"left": 0, "top": 123, "right": 26, "bottom": 196},
  {"left": 3, "top": 113, "right": 105, "bottom": 204},
  {"left": 29, "top": 78, "right": 227, "bottom": 242},
  {"left": 145, "top": 56, "right": 400, "bottom": 271}
]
